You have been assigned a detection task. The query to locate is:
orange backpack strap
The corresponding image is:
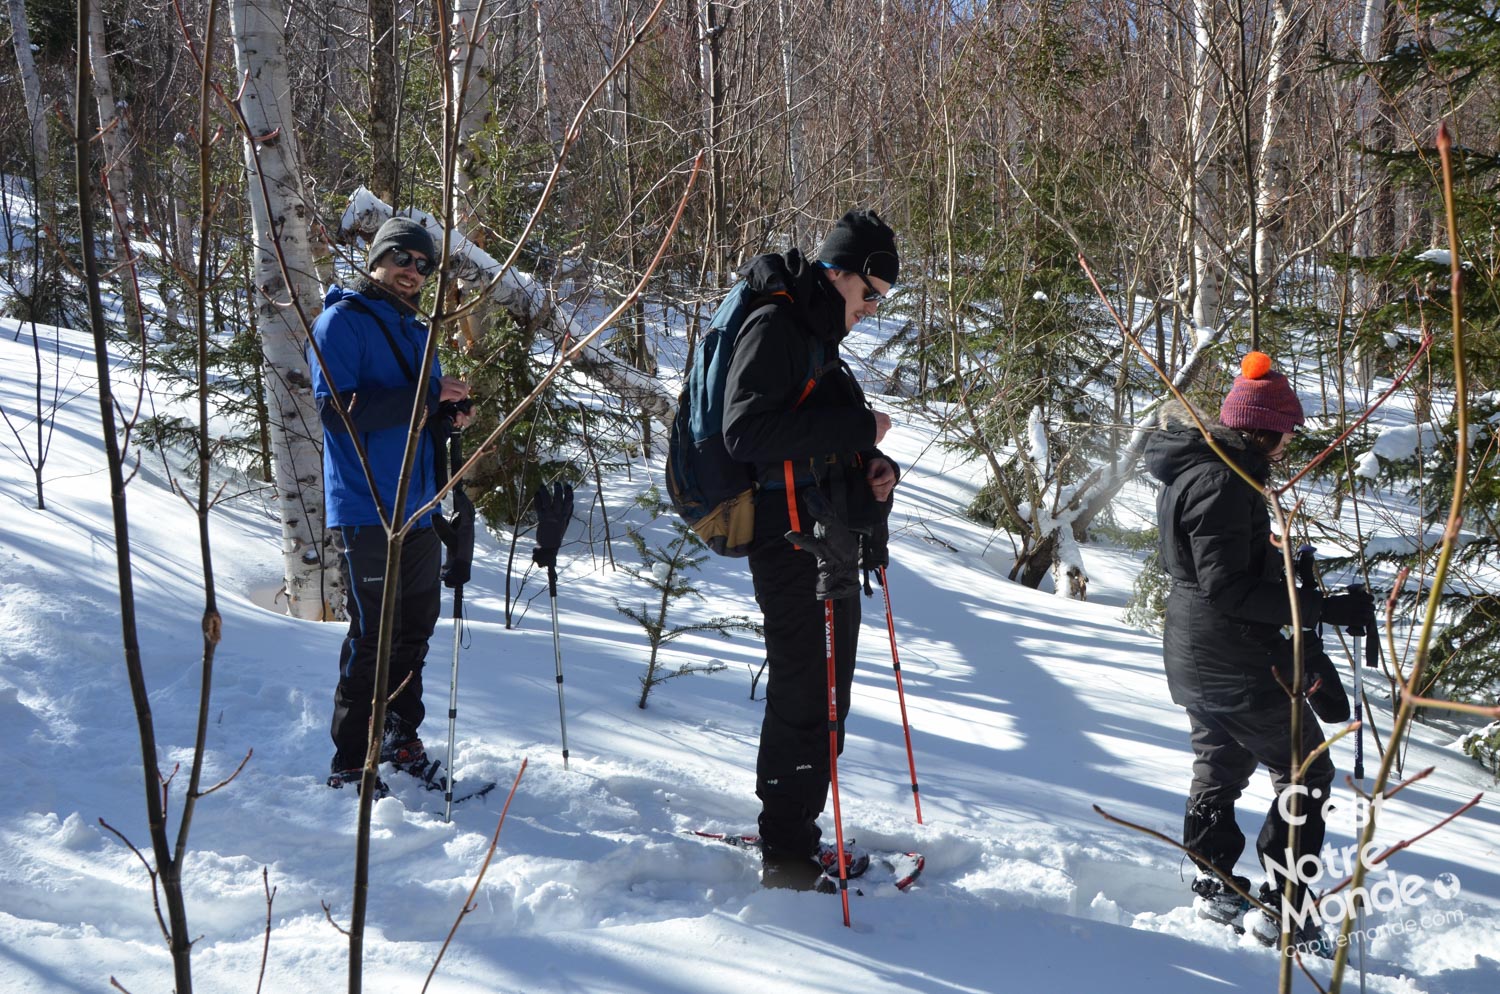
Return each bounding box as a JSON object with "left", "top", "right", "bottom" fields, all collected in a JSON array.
[{"left": 783, "top": 369, "right": 821, "bottom": 539}]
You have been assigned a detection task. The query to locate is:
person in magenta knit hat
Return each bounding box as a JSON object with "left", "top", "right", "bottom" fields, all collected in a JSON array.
[{"left": 1143, "top": 352, "right": 1372, "bottom": 956}]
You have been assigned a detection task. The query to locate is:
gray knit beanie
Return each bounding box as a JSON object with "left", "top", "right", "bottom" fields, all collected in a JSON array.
[{"left": 367, "top": 216, "right": 437, "bottom": 268}]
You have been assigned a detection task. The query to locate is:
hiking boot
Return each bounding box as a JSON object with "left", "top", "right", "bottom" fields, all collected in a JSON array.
[
  {"left": 327, "top": 768, "right": 390, "bottom": 799},
  {"left": 760, "top": 850, "right": 826, "bottom": 891},
  {"left": 1247, "top": 884, "right": 1335, "bottom": 959},
  {"left": 1246, "top": 909, "right": 1336, "bottom": 959},
  {"left": 1191, "top": 872, "right": 1252, "bottom": 927},
  {"left": 385, "top": 739, "right": 446, "bottom": 790}
]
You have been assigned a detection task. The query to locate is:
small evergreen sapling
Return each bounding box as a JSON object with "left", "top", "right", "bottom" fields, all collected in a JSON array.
[
  {"left": 617, "top": 492, "right": 761, "bottom": 708},
  {"left": 1460, "top": 721, "right": 1500, "bottom": 780}
]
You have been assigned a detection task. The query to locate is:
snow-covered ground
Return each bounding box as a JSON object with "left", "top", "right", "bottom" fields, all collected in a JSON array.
[{"left": 1, "top": 315, "right": 1496, "bottom": 994}]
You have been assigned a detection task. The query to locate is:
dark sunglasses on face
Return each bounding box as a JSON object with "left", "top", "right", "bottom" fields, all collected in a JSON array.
[
  {"left": 855, "top": 271, "right": 886, "bottom": 304},
  {"left": 389, "top": 248, "right": 434, "bottom": 276}
]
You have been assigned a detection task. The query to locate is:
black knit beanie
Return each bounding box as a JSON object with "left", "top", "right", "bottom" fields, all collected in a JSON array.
[
  {"left": 367, "top": 217, "right": 437, "bottom": 268},
  {"left": 816, "top": 209, "right": 900, "bottom": 285}
]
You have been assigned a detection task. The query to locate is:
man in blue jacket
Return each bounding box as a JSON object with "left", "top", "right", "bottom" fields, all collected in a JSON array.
[{"left": 308, "top": 217, "right": 470, "bottom": 795}]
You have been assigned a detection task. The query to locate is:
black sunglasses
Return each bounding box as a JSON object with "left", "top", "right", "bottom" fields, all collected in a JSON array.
[
  {"left": 855, "top": 271, "right": 886, "bottom": 304},
  {"left": 389, "top": 248, "right": 435, "bottom": 276}
]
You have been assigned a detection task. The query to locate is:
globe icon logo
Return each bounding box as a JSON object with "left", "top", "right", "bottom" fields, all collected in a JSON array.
[{"left": 1432, "top": 872, "right": 1461, "bottom": 900}]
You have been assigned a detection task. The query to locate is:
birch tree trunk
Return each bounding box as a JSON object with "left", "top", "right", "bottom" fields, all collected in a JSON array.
[
  {"left": 232, "top": 0, "right": 341, "bottom": 621},
  {"left": 777, "top": 0, "right": 805, "bottom": 244},
  {"left": 698, "top": 0, "right": 725, "bottom": 286},
  {"left": 450, "top": 0, "right": 497, "bottom": 351},
  {"left": 7, "top": 0, "right": 51, "bottom": 193},
  {"left": 535, "top": 0, "right": 564, "bottom": 152},
  {"left": 452, "top": 0, "right": 494, "bottom": 223},
  {"left": 1251, "top": 0, "right": 1304, "bottom": 302},
  {"left": 1188, "top": 0, "right": 1223, "bottom": 331},
  {"left": 369, "top": 0, "right": 398, "bottom": 203},
  {"left": 1349, "top": 0, "right": 1389, "bottom": 389},
  {"left": 87, "top": 3, "right": 133, "bottom": 264}
]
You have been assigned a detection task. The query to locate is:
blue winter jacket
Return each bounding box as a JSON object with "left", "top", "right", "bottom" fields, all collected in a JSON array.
[{"left": 308, "top": 284, "right": 443, "bottom": 528}]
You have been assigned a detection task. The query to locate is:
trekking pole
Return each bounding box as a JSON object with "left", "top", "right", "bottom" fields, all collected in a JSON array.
[
  {"left": 1349, "top": 585, "right": 1369, "bottom": 994},
  {"left": 877, "top": 566, "right": 923, "bottom": 824},
  {"left": 443, "top": 585, "right": 463, "bottom": 822},
  {"left": 532, "top": 482, "right": 574, "bottom": 771},
  {"left": 824, "top": 597, "right": 852, "bottom": 927},
  {"left": 548, "top": 562, "right": 569, "bottom": 771},
  {"left": 435, "top": 428, "right": 477, "bottom": 824}
]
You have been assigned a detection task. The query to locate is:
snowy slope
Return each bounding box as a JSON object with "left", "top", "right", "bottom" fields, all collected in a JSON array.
[{"left": 1, "top": 317, "right": 1496, "bottom": 994}]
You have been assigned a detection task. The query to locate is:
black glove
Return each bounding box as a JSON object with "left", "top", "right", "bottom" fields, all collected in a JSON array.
[
  {"left": 860, "top": 515, "right": 889, "bottom": 572},
  {"left": 433, "top": 485, "right": 476, "bottom": 588},
  {"left": 1321, "top": 586, "right": 1375, "bottom": 629},
  {"left": 785, "top": 490, "right": 861, "bottom": 601},
  {"left": 532, "top": 481, "right": 574, "bottom": 569},
  {"left": 1305, "top": 642, "right": 1351, "bottom": 724},
  {"left": 1291, "top": 545, "right": 1324, "bottom": 624}
]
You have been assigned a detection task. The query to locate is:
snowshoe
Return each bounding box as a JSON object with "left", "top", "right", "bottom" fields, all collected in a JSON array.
[
  {"left": 385, "top": 739, "right": 447, "bottom": 790},
  {"left": 816, "top": 840, "right": 872, "bottom": 880},
  {"left": 327, "top": 768, "right": 389, "bottom": 799}
]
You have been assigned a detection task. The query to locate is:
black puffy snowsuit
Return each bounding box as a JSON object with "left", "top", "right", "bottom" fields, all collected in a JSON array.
[
  {"left": 722, "top": 249, "right": 896, "bottom": 858},
  {"left": 1143, "top": 401, "right": 1335, "bottom": 901}
]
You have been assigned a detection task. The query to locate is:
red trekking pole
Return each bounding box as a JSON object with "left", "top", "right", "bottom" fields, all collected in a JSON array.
[
  {"left": 877, "top": 565, "right": 923, "bottom": 824},
  {"left": 824, "top": 597, "right": 852, "bottom": 927}
]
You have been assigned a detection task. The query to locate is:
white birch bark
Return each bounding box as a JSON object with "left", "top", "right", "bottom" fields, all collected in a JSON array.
[
  {"left": 777, "top": 0, "right": 805, "bottom": 244},
  {"left": 342, "top": 189, "right": 677, "bottom": 427},
  {"left": 1348, "top": 0, "right": 1386, "bottom": 389},
  {"left": 232, "top": 0, "right": 340, "bottom": 620},
  {"left": 87, "top": 2, "right": 132, "bottom": 260},
  {"left": 1252, "top": 0, "right": 1304, "bottom": 296},
  {"left": 534, "top": 0, "right": 564, "bottom": 152},
  {"left": 451, "top": 0, "right": 495, "bottom": 225},
  {"left": 1187, "top": 0, "right": 1223, "bottom": 332},
  {"left": 7, "top": 0, "right": 50, "bottom": 191}
]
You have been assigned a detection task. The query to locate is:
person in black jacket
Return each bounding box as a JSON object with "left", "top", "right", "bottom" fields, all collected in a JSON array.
[
  {"left": 721, "top": 210, "right": 901, "bottom": 885},
  {"left": 1144, "top": 352, "right": 1370, "bottom": 953}
]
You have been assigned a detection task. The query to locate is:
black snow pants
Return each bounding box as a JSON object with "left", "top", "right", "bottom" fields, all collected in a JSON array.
[
  {"left": 748, "top": 517, "right": 860, "bottom": 858},
  {"left": 1183, "top": 702, "right": 1336, "bottom": 906},
  {"left": 330, "top": 524, "right": 442, "bottom": 771}
]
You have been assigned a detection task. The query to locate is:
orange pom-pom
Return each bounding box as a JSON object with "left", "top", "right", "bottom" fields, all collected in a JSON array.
[{"left": 1241, "top": 351, "right": 1273, "bottom": 379}]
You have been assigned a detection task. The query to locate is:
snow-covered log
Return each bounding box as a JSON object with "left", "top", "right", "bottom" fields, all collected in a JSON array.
[{"left": 340, "top": 188, "right": 677, "bottom": 428}]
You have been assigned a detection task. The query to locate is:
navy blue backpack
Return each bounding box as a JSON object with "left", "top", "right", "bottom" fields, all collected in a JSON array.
[{"left": 666, "top": 281, "right": 822, "bottom": 555}]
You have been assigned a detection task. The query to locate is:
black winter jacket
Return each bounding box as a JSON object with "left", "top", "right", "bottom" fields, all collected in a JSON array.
[
  {"left": 722, "top": 250, "right": 895, "bottom": 545},
  {"left": 1144, "top": 401, "right": 1320, "bottom": 710}
]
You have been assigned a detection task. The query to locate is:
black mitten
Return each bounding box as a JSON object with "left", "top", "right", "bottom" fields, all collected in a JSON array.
[
  {"left": 1321, "top": 587, "right": 1375, "bottom": 628},
  {"left": 1305, "top": 642, "right": 1351, "bottom": 723},
  {"left": 860, "top": 515, "right": 889, "bottom": 571},
  {"left": 435, "top": 485, "right": 476, "bottom": 588},
  {"left": 532, "top": 481, "right": 574, "bottom": 569},
  {"left": 785, "top": 490, "right": 861, "bottom": 600}
]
